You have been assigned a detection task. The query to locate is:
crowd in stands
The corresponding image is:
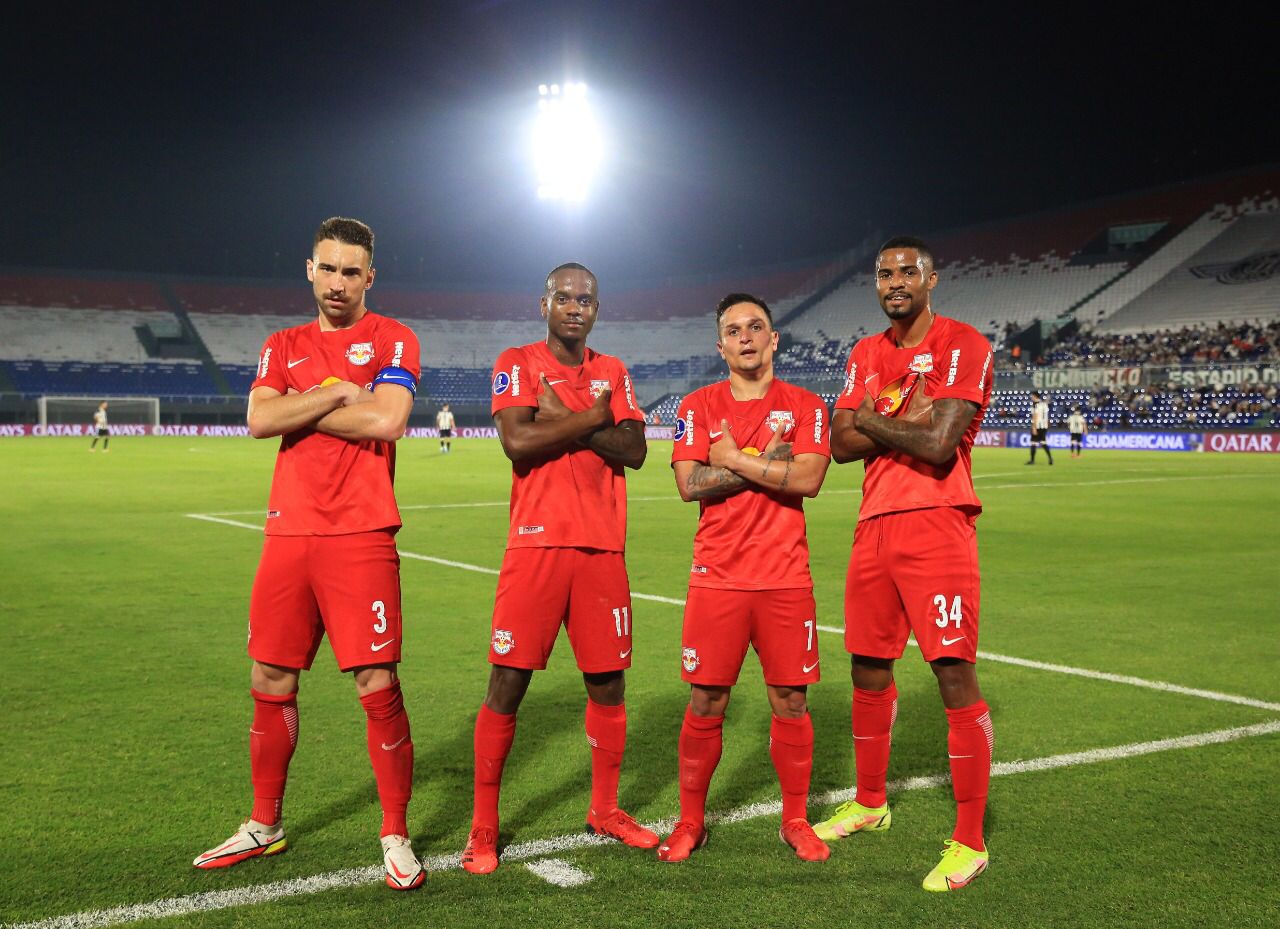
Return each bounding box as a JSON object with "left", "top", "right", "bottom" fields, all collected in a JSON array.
[{"left": 1035, "top": 320, "right": 1280, "bottom": 367}]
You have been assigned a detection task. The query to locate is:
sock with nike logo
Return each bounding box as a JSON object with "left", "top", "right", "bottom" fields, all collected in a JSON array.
[
  {"left": 360, "top": 681, "right": 413, "bottom": 838},
  {"left": 678, "top": 707, "right": 724, "bottom": 827},
  {"left": 946, "top": 699, "right": 993, "bottom": 851},
  {"left": 585, "top": 699, "right": 626, "bottom": 815},
  {"left": 769, "top": 712, "right": 814, "bottom": 821},
  {"left": 473, "top": 704, "right": 517, "bottom": 830},
  {"left": 250, "top": 688, "right": 298, "bottom": 826},
  {"left": 852, "top": 683, "right": 897, "bottom": 808}
]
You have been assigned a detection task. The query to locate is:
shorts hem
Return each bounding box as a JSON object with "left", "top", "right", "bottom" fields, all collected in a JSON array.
[{"left": 247, "top": 649, "right": 314, "bottom": 672}]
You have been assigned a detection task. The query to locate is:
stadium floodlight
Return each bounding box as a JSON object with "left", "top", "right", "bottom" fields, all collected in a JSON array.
[{"left": 533, "top": 81, "right": 602, "bottom": 202}]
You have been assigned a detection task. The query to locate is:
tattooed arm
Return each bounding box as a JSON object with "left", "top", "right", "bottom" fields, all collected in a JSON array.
[
  {"left": 706, "top": 420, "right": 830, "bottom": 498},
  {"left": 852, "top": 394, "right": 980, "bottom": 466},
  {"left": 673, "top": 436, "right": 797, "bottom": 501}
]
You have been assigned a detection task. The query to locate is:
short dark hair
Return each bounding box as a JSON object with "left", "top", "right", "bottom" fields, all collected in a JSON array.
[
  {"left": 715, "top": 292, "right": 773, "bottom": 329},
  {"left": 545, "top": 262, "right": 597, "bottom": 294},
  {"left": 314, "top": 217, "right": 375, "bottom": 260},
  {"left": 878, "top": 235, "right": 934, "bottom": 267}
]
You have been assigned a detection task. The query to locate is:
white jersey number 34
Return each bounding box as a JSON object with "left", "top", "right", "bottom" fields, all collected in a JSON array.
[{"left": 933, "top": 594, "right": 963, "bottom": 628}]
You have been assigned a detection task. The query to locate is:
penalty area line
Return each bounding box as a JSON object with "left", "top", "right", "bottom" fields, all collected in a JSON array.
[{"left": 11, "top": 718, "right": 1279, "bottom": 929}]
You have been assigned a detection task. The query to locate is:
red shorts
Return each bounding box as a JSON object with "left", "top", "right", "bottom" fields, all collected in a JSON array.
[
  {"left": 490, "top": 547, "right": 633, "bottom": 673},
  {"left": 681, "top": 586, "right": 820, "bottom": 687},
  {"left": 249, "top": 529, "right": 403, "bottom": 672},
  {"left": 844, "top": 507, "right": 980, "bottom": 663}
]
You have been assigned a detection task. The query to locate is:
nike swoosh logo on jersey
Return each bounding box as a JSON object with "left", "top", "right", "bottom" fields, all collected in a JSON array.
[
  {"left": 371, "top": 638, "right": 397, "bottom": 652},
  {"left": 619, "top": 648, "right": 632, "bottom": 659},
  {"left": 709, "top": 430, "right": 723, "bottom": 438},
  {"left": 381, "top": 736, "right": 408, "bottom": 751},
  {"left": 545, "top": 378, "right": 568, "bottom": 386},
  {"left": 287, "top": 357, "right": 309, "bottom": 368},
  {"left": 802, "top": 660, "right": 820, "bottom": 674},
  {"left": 941, "top": 635, "right": 966, "bottom": 646}
]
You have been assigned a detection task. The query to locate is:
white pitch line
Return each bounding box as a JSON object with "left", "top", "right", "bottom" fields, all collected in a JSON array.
[
  {"left": 524, "top": 858, "right": 594, "bottom": 887},
  {"left": 12, "top": 718, "right": 1279, "bottom": 929},
  {"left": 185, "top": 518, "right": 1280, "bottom": 712}
]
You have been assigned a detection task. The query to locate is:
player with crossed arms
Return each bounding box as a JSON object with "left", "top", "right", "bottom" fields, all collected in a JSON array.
[
  {"left": 814, "top": 236, "right": 996, "bottom": 892},
  {"left": 462, "top": 262, "right": 655, "bottom": 874},
  {"left": 194, "top": 217, "right": 426, "bottom": 890},
  {"left": 660, "top": 293, "right": 832, "bottom": 863}
]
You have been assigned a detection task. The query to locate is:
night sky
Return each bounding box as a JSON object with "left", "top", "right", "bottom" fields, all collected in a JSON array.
[{"left": 6, "top": 1, "right": 1275, "bottom": 287}]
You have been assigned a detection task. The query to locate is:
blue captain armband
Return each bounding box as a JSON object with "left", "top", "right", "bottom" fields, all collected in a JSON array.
[{"left": 372, "top": 365, "right": 418, "bottom": 396}]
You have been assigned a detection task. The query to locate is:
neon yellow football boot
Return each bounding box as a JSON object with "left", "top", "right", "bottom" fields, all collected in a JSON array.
[
  {"left": 812, "top": 798, "right": 891, "bottom": 842},
  {"left": 922, "top": 839, "right": 988, "bottom": 891}
]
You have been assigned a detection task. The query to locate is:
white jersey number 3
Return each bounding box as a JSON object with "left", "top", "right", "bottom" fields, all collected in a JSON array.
[
  {"left": 372, "top": 600, "right": 388, "bottom": 634},
  {"left": 933, "top": 595, "right": 962, "bottom": 628}
]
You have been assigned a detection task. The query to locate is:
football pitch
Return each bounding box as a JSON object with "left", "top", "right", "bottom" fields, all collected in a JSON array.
[{"left": 2, "top": 437, "right": 1278, "bottom": 929}]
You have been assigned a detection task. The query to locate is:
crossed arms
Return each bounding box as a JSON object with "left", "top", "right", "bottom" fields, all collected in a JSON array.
[
  {"left": 831, "top": 389, "right": 980, "bottom": 466},
  {"left": 494, "top": 375, "right": 647, "bottom": 470},
  {"left": 247, "top": 380, "right": 413, "bottom": 443},
  {"left": 673, "top": 419, "right": 829, "bottom": 502}
]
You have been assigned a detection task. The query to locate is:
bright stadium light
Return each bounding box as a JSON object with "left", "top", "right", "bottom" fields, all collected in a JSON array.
[{"left": 533, "top": 81, "right": 602, "bottom": 202}]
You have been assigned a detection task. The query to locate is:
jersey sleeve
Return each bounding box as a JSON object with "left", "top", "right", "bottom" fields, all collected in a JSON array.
[
  {"left": 670, "top": 391, "right": 709, "bottom": 464},
  {"left": 833, "top": 340, "right": 871, "bottom": 411},
  {"left": 610, "top": 361, "right": 644, "bottom": 424},
  {"left": 933, "top": 329, "right": 994, "bottom": 405},
  {"left": 791, "top": 392, "right": 831, "bottom": 458},
  {"left": 251, "top": 331, "right": 287, "bottom": 395},
  {"left": 490, "top": 347, "right": 536, "bottom": 414},
  {"left": 371, "top": 322, "right": 421, "bottom": 395}
]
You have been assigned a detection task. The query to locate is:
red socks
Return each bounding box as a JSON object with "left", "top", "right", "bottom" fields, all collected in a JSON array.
[
  {"left": 249, "top": 689, "right": 298, "bottom": 826},
  {"left": 769, "top": 713, "right": 814, "bottom": 821},
  {"left": 473, "top": 703, "right": 517, "bottom": 829},
  {"left": 851, "top": 684, "right": 897, "bottom": 809},
  {"left": 947, "top": 700, "right": 994, "bottom": 851},
  {"left": 585, "top": 699, "right": 627, "bottom": 815},
  {"left": 677, "top": 707, "right": 724, "bottom": 827},
  {"left": 360, "top": 681, "right": 413, "bottom": 838}
]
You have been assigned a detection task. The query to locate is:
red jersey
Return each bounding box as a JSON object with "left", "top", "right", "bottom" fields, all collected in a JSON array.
[
  {"left": 671, "top": 378, "right": 830, "bottom": 590},
  {"left": 251, "top": 311, "right": 421, "bottom": 536},
  {"left": 835, "top": 313, "right": 992, "bottom": 521},
  {"left": 491, "top": 341, "right": 642, "bottom": 552}
]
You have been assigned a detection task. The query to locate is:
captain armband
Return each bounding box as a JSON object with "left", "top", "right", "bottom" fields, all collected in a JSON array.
[{"left": 372, "top": 366, "right": 418, "bottom": 397}]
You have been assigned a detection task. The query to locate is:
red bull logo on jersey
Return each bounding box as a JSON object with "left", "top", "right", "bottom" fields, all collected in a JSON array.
[
  {"left": 909, "top": 352, "right": 934, "bottom": 373},
  {"left": 492, "top": 629, "right": 515, "bottom": 656},
  {"left": 766, "top": 410, "right": 795, "bottom": 435},
  {"left": 875, "top": 373, "right": 921, "bottom": 416},
  {"left": 682, "top": 647, "right": 700, "bottom": 673},
  {"left": 346, "top": 342, "right": 374, "bottom": 366},
  {"left": 590, "top": 379, "right": 611, "bottom": 398}
]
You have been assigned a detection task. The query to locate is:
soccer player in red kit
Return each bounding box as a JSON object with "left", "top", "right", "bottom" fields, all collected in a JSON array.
[
  {"left": 462, "top": 263, "right": 654, "bottom": 874},
  {"left": 813, "top": 237, "right": 995, "bottom": 892},
  {"left": 660, "top": 294, "right": 832, "bottom": 863},
  {"left": 193, "top": 218, "right": 426, "bottom": 890}
]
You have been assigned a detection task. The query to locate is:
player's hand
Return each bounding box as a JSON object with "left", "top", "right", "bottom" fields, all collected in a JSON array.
[
  {"left": 536, "top": 375, "right": 571, "bottom": 422},
  {"left": 588, "top": 386, "right": 615, "bottom": 430},
  {"left": 709, "top": 418, "right": 740, "bottom": 469},
  {"left": 852, "top": 390, "right": 876, "bottom": 429},
  {"left": 325, "top": 380, "right": 365, "bottom": 406},
  {"left": 762, "top": 425, "right": 793, "bottom": 461},
  {"left": 900, "top": 382, "right": 934, "bottom": 425}
]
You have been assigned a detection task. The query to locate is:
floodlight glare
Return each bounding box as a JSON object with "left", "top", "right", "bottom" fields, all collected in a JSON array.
[{"left": 533, "top": 80, "right": 602, "bottom": 202}]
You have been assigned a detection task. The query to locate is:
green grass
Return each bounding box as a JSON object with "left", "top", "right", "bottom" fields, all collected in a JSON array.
[{"left": 2, "top": 438, "right": 1278, "bottom": 928}]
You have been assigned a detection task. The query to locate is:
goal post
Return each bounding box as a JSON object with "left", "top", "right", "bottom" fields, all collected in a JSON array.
[{"left": 38, "top": 396, "right": 161, "bottom": 429}]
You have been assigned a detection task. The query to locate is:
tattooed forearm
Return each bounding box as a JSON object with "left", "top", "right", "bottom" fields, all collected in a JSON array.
[
  {"left": 687, "top": 463, "right": 749, "bottom": 499},
  {"left": 584, "top": 421, "right": 647, "bottom": 469},
  {"left": 855, "top": 397, "right": 979, "bottom": 466}
]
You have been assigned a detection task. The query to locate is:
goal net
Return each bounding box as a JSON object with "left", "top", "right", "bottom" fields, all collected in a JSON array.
[{"left": 38, "top": 396, "right": 161, "bottom": 428}]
